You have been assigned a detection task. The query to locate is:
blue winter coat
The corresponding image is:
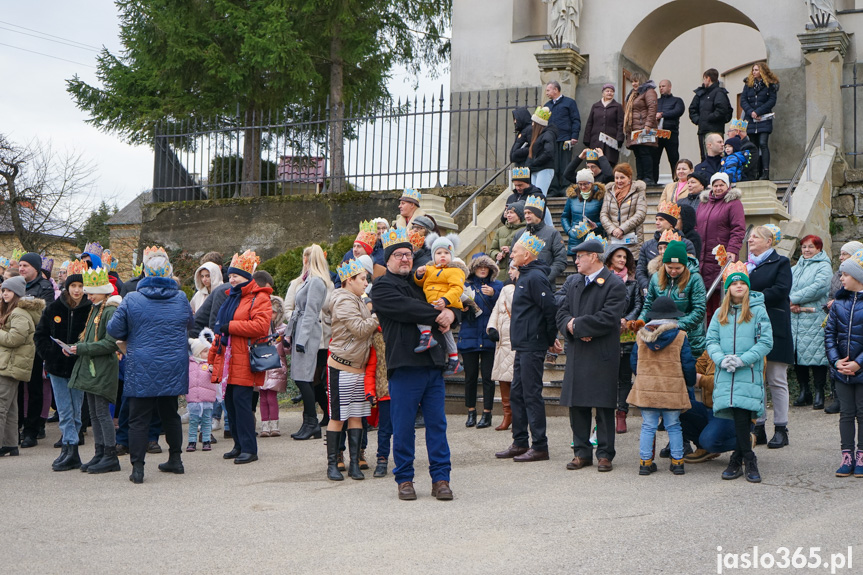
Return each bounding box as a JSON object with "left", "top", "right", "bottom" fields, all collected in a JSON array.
[
  {"left": 560, "top": 186, "right": 605, "bottom": 254},
  {"left": 707, "top": 292, "right": 774, "bottom": 419},
  {"left": 790, "top": 250, "right": 832, "bottom": 366},
  {"left": 457, "top": 275, "right": 503, "bottom": 353},
  {"left": 107, "top": 276, "right": 194, "bottom": 398},
  {"left": 825, "top": 288, "right": 863, "bottom": 385},
  {"left": 740, "top": 80, "right": 778, "bottom": 134}
]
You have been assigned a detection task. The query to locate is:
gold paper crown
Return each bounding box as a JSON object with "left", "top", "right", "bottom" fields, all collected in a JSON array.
[
  {"left": 723, "top": 260, "right": 750, "bottom": 286},
  {"left": 83, "top": 267, "right": 110, "bottom": 288},
  {"left": 763, "top": 224, "right": 781, "bottom": 246},
  {"left": 658, "top": 229, "right": 682, "bottom": 244},
  {"left": 408, "top": 229, "right": 425, "bottom": 250},
  {"left": 229, "top": 250, "right": 260, "bottom": 274},
  {"left": 66, "top": 260, "right": 88, "bottom": 276},
  {"left": 382, "top": 227, "right": 410, "bottom": 249},
  {"left": 512, "top": 166, "right": 531, "bottom": 180},
  {"left": 525, "top": 195, "right": 545, "bottom": 213},
  {"left": 134, "top": 264, "right": 143, "bottom": 277},
  {"left": 0, "top": 256, "right": 8, "bottom": 268},
  {"left": 400, "top": 188, "right": 421, "bottom": 204},
  {"left": 337, "top": 258, "right": 365, "bottom": 282},
  {"left": 583, "top": 231, "right": 608, "bottom": 250},
  {"left": 573, "top": 219, "right": 592, "bottom": 239},
  {"left": 517, "top": 231, "right": 545, "bottom": 257},
  {"left": 730, "top": 118, "right": 748, "bottom": 131},
  {"left": 532, "top": 106, "right": 551, "bottom": 122},
  {"left": 657, "top": 201, "right": 681, "bottom": 220},
  {"left": 11, "top": 248, "right": 25, "bottom": 261},
  {"left": 355, "top": 220, "right": 377, "bottom": 248},
  {"left": 585, "top": 149, "right": 599, "bottom": 161},
  {"left": 852, "top": 249, "right": 863, "bottom": 269}
]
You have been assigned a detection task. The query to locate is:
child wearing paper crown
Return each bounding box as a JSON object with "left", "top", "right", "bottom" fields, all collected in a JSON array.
[
  {"left": 826, "top": 249, "right": 863, "bottom": 477},
  {"left": 186, "top": 329, "right": 220, "bottom": 452},
  {"left": 720, "top": 136, "right": 751, "bottom": 184},
  {"left": 628, "top": 295, "right": 695, "bottom": 476},
  {"left": 706, "top": 262, "right": 774, "bottom": 483},
  {"left": 413, "top": 232, "right": 466, "bottom": 376}
]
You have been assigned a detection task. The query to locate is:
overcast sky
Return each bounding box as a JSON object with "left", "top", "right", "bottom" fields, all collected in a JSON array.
[{"left": 0, "top": 1, "right": 449, "bottom": 212}]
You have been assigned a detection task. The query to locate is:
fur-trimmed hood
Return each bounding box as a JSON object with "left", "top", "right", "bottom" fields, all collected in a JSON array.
[
  {"left": 699, "top": 187, "right": 742, "bottom": 204},
  {"left": 16, "top": 296, "right": 46, "bottom": 325},
  {"left": 566, "top": 181, "right": 606, "bottom": 200},
  {"left": 637, "top": 320, "right": 679, "bottom": 346},
  {"left": 270, "top": 294, "right": 286, "bottom": 327},
  {"left": 468, "top": 254, "right": 500, "bottom": 279},
  {"left": 647, "top": 254, "right": 663, "bottom": 277}
]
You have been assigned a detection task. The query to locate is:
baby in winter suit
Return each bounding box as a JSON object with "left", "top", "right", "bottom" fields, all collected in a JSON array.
[
  {"left": 187, "top": 329, "right": 220, "bottom": 451},
  {"left": 414, "top": 232, "right": 465, "bottom": 376}
]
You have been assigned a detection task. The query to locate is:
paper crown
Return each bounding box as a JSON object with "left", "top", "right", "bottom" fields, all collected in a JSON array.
[
  {"left": 408, "top": 229, "right": 426, "bottom": 250},
  {"left": 730, "top": 118, "right": 749, "bottom": 131},
  {"left": 11, "top": 248, "right": 25, "bottom": 261},
  {"left": 355, "top": 220, "right": 377, "bottom": 249},
  {"left": 658, "top": 229, "right": 682, "bottom": 244},
  {"left": 723, "top": 260, "right": 750, "bottom": 288},
  {"left": 525, "top": 195, "right": 545, "bottom": 213},
  {"left": 657, "top": 201, "right": 681, "bottom": 220},
  {"left": 229, "top": 250, "right": 260, "bottom": 275},
  {"left": 852, "top": 249, "right": 863, "bottom": 270},
  {"left": 516, "top": 231, "right": 546, "bottom": 257},
  {"left": 337, "top": 258, "right": 366, "bottom": 282},
  {"left": 82, "top": 267, "right": 110, "bottom": 289},
  {"left": 133, "top": 264, "right": 143, "bottom": 277},
  {"left": 82, "top": 241, "right": 104, "bottom": 257},
  {"left": 583, "top": 231, "right": 608, "bottom": 250},
  {"left": 532, "top": 106, "right": 551, "bottom": 123},
  {"left": 101, "top": 249, "right": 112, "bottom": 269},
  {"left": 712, "top": 244, "right": 729, "bottom": 267},
  {"left": 60, "top": 260, "right": 70, "bottom": 270},
  {"left": 382, "top": 227, "right": 410, "bottom": 250},
  {"left": 762, "top": 224, "right": 781, "bottom": 246},
  {"left": 0, "top": 256, "right": 8, "bottom": 268},
  {"left": 585, "top": 149, "right": 599, "bottom": 161},
  {"left": 573, "top": 219, "right": 592, "bottom": 239},
  {"left": 512, "top": 166, "right": 531, "bottom": 181},
  {"left": 142, "top": 246, "right": 173, "bottom": 277},
  {"left": 66, "top": 260, "right": 88, "bottom": 276},
  {"left": 41, "top": 255, "right": 54, "bottom": 274},
  {"left": 400, "top": 188, "right": 421, "bottom": 204}
]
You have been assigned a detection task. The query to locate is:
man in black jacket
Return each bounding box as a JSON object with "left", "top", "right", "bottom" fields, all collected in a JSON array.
[
  {"left": 694, "top": 133, "right": 724, "bottom": 177},
  {"left": 689, "top": 69, "right": 732, "bottom": 161},
  {"left": 653, "top": 79, "right": 685, "bottom": 178},
  {"left": 564, "top": 148, "right": 614, "bottom": 185},
  {"left": 501, "top": 167, "right": 546, "bottom": 225},
  {"left": 371, "top": 229, "right": 459, "bottom": 501},
  {"left": 509, "top": 196, "right": 567, "bottom": 284},
  {"left": 495, "top": 232, "right": 560, "bottom": 462},
  {"left": 544, "top": 81, "right": 581, "bottom": 197}
]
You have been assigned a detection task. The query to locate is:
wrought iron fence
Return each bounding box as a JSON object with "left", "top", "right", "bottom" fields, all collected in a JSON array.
[{"left": 151, "top": 87, "right": 543, "bottom": 201}]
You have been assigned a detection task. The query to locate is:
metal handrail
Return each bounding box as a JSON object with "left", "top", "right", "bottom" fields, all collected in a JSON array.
[
  {"left": 704, "top": 225, "right": 754, "bottom": 302},
  {"left": 451, "top": 162, "right": 513, "bottom": 220},
  {"left": 781, "top": 115, "right": 827, "bottom": 207}
]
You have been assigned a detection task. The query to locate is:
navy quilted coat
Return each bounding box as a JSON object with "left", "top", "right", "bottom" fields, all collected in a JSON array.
[
  {"left": 825, "top": 288, "right": 863, "bottom": 385},
  {"left": 457, "top": 275, "right": 503, "bottom": 353},
  {"left": 107, "top": 276, "right": 194, "bottom": 397}
]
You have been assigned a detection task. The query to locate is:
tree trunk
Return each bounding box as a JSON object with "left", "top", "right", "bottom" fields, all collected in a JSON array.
[
  {"left": 0, "top": 167, "right": 35, "bottom": 251},
  {"left": 328, "top": 28, "right": 346, "bottom": 194},
  {"left": 241, "top": 107, "right": 262, "bottom": 197}
]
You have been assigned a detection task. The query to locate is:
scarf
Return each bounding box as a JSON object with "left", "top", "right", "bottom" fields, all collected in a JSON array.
[
  {"left": 215, "top": 280, "right": 250, "bottom": 335},
  {"left": 614, "top": 183, "right": 630, "bottom": 205},
  {"left": 746, "top": 248, "right": 774, "bottom": 273},
  {"left": 673, "top": 181, "right": 688, "bottom": 202},
  {"left": 613, "top": 267, "right": 628, "bottom": 283},
  {"left": 580, "top": 191, "right": 592, "bottom": 200}
]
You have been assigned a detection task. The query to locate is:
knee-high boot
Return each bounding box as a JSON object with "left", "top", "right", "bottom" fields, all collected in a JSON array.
[
  {"left": 347, "top": 428, "right": 364, "bottom": 480},
  {"left": 495, "top": 381, "right": 511, "bottom": 431}
]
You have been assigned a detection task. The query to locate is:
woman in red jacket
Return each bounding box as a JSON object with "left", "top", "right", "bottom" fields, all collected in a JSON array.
[{"left": 209, "top": 250, "right": 272, "bottom": 464}]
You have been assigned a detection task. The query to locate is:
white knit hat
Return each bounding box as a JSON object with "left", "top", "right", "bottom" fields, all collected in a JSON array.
[
  {"left": 576, "top": 168, "right": 595, "bottom": 184},
  {"left": 841, "top": 241, "right": 863, "bottom": 257}
]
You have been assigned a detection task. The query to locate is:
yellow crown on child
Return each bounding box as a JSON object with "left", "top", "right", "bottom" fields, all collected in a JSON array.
[
  {"left": 383, "top": 227, "right": 410, "bottom": 249},
  {"left": 532, "top": 106, "right": 551, "bottom": 123},
  {"left": 337, "top": 258, "right": 366, "bottom": 282},
  {"left": 229, "top": 250, "right": 260, "bottom": 275},
  {"left": 525, "top": 195, "right": 545, "bottom": 212},
  {"left": 657, "top": 201, "right": 681, "bottom": 220},
  {"left": 762, "top": 224, "right": 781, "bottom": 246},
  {"left": 517, "top": 231, "right": 545, "bottom": 257},
  {"left": 134, "top": 264, "right": 143, "bottom": 277},
  {"left": 730, "top": 118, "right": 749, "bottom": 131},
  {"left": 83, "top": 267, "right": 110, "bottom": 288},
  {"left": 658, "top": 229, "right": 682, "bottom": 244}
]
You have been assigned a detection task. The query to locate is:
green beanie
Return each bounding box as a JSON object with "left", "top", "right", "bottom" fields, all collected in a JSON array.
[
  {"left": 723, "top": 271, "right": 751, "bottom": 290},
  {"left": 662, "top": 240, "right": 688, "bottom": 265}
]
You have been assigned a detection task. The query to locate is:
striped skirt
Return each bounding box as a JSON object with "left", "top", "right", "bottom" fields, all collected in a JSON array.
[{"left": 327, "top": 367, "right": 371, "bottom": 421}]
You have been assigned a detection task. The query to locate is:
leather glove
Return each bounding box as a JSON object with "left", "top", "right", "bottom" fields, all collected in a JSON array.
[
  {"left": 220, "top": 323, "right": 230, "bottom": 335},
  {"left": 728, "top": 355, "right": 745, "bottom": 370},
  {"left": 487, "top": 328, "right": 500, "bottom": 342},
  {"left": 720, "top": 356, "right": 737, "bottom": 373},
  {"left": 295, "top": 344, "right": 305, "bottom": 354}
]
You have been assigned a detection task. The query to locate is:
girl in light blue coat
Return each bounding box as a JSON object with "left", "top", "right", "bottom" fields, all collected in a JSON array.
[
  {"left": 707, "top": 262, "right": 773, "bottom": 483},
  {"left": 789, "top": 235, "right": 833, "bottom": 409}
]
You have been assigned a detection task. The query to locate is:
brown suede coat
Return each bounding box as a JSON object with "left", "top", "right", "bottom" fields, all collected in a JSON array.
[{"left": 627, "top": 323, "right": 691, "bottom": 411}]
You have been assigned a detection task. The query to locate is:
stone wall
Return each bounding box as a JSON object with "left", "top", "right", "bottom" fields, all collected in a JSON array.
[
  {"left": 135, "top": 186, "right": 504, "bottom": 263},
  {"left": 108, "top": 224, "right": 141, "bottom": 279},
  {"left": 831, "top": 168, "right": 863, "bottom": 261},
  {"left": 0, "top": 235, "right": 78, "bottom": 280}
]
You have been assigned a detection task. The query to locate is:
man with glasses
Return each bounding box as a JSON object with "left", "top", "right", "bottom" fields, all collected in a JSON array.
[{"left": 371, "top": 227, "right": 458, "bottom": 501}]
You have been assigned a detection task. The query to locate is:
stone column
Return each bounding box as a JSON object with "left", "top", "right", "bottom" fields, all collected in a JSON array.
[
  {"left": 798, "top": 30, "right": 850, "bottom": 146},
  {"left": 534, "top": 49, "right": 587, "bottom": 100}
]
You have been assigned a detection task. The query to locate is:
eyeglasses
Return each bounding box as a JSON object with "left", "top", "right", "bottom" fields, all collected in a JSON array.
[
  {"left": 574, "top": 253, "right": 594, "bottom": 260},
  {"left": 392, "top": 252, "right": 413, "bottom": 260}
]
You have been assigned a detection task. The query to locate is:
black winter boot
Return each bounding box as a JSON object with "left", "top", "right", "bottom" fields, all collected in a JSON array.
[
  {"left": 52, "top": 444, "right": 81, "bottom": 472},
  {"left": 752, "top": 424, "right": 767, "bottom": 445},
  {"left": 743, "top": 452, "right": 762, "bottom": 483},
  {"left": 476, "top": 411, "right": 492, "bottom": 429},
  {"left": 157, "top": 452, "right": 185, "bottom": 474},
  {"left": 53, "top": 444, "right": 69, "bottom": 468},
  {"left": 813, "top": 380, "right": 825, "bottom": 410},
  {"left": 465, "top": 410, "right": 477, "bottom": 428},
  {"left": 293, "top": 416, "right": 322, "bottom": 440},
  {"left": 80, "top": 444, "right": 105, "bottom": 473},
  {"left": 767, "top": 426, "right": 789, "bottom": 449},
  {"left": 793, "top": 386, "right": 812, "bottom": 407},
  {"left": 326, "top": 431, "right": 344, "bottom": 481},
  {"left": 722, "top": 452, "right": 743, "bottom": 480},
  {"left": 825, "top": 386, "right": 841, "bottom": 414},
  {"left": 373, "top": 457, "right": 388, "bottom": 478},
  {"left": 129, "top": 462, "right": 144, "bottom": 484},
  {"left": 88, "top": 445, "right": 121, "bottom": 474},
  {"left": 347, "top": 428, "right": 364, "bottom": 480}
]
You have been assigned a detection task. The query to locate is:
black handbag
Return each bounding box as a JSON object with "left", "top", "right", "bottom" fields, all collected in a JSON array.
[{"left": 249, "top": 334, "right": 281, "bottom": 373}]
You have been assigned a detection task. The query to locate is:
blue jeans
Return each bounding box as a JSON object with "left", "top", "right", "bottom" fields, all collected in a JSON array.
[
  {"left": 679, "top": 398, "right": 736, "bottom": 453},
  {"left": 116, "top": 393, "right": 161, "bottom": 446},
  {"left": 389, "top": 367, "right": 451, "bottom": 484},
  {"left": 376, "top": 399, "right": 393, "bottom": 460},
  {"left": 640, "top": 408, "right": 682, "bottom": 460},
  {"left": 188, "top": 405, "right": 214, "bottom": 443},
  {"left": 49, "top": 374, "right": 83, "bottom": 444},
  {"left": 530, "top": 169, "right": 555, "bottom": 226}
]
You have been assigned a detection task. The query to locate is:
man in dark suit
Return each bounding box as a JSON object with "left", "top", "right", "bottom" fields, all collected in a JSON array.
[
  {"left": 652, "top": 79, "right": 685, "bottom": 178},
  {"left": 544, "top": 80, "right": 581, "bottom": 197},
  {"left": 556, "top": 236, "right": 627, "bottom": 472}
]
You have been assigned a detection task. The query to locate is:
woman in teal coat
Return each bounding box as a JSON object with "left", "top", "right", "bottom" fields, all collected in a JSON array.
[
  {"left": 707, "top": 263, "right": 773, "bottom": 483},
  {"left": 639, "top": 241, "right": 706, "bottom": 356},
  {"left": 789, "top": 235, "right": 833, "bottom": 409}
]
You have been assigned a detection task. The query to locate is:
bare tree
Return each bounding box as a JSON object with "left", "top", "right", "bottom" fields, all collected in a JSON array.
[{"left": 0, "top": 134, "right": 97, "bottom": 253}]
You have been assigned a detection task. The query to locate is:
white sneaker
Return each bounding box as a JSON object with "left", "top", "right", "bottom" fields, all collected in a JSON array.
[{"left": 211, "top": 418, "right": 222, "bottom": 431}]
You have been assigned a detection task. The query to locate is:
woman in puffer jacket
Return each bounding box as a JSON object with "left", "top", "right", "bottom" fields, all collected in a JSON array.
[
  {"left": 487, "top": 262, "right": 517, "bottom": 432},
  {"left": 108, "top": 248, "right": 194, "bottom": 483},
  {"left": 561, "top": 169, "right": 605, "bottom": 255},
  {"left": 259, "top": 295, "right": 287, "bottom": 438},
  {"left": 458, "top": 254, "right": 502, "bottom": 430}
]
